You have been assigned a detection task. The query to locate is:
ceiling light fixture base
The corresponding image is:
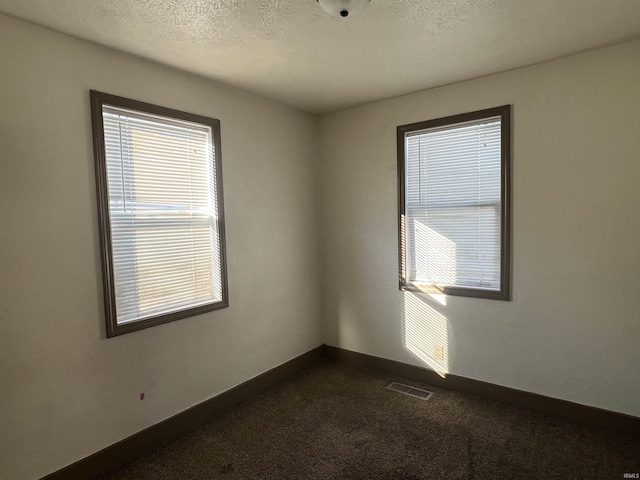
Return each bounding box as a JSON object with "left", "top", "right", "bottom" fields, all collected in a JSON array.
[{"left": 316, "top": 0, "right": 371, "bottom": 18}]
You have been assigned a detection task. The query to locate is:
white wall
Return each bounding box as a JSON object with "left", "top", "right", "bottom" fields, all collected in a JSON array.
[
  {"left": 318, "top": 40, "right": 640, "bottom": 418},
  {"left": 0, "top": 15, "right": 321, "bottom": 480}
]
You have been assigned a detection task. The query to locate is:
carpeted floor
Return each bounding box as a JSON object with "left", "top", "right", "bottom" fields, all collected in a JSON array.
[{"left": 95, "top": 360, "right": 639, "bottom": 479}]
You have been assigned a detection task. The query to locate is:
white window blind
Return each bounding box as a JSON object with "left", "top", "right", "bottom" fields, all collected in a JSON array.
[
  {"left": 404, "top": 116, "right": 502, "bottom": 290},
  {"left": 102, "top": 106, "right": 224, "bottom": 325}
]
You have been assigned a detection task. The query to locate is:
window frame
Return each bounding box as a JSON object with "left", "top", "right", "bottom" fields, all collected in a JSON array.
[
  {"left": 90, "top": 90, "right": 229, "bottom": 337},
  {"left": 397, "top": 105, "right": 512, "bottom": 300}
]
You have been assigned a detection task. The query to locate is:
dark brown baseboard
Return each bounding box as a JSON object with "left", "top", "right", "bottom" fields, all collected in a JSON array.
[
  {"left": 42, "top": 343, "right": 639, "bottom": 479},
  {"left": 323, "top": 344, "right": 640, "bottom": 438},
  {"left": 42, "top": 346, "right": 324, "bottom": 480}
]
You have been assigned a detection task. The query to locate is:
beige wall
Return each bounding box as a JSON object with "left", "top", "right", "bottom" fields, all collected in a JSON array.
[
  {"left": 0, "top": 15, "right": 321, "bottom": 480},
  {"left": 318, "top": 40, "right": 640, "bottom": 418}
]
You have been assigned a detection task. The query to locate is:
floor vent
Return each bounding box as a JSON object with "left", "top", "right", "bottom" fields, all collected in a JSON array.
[{"left": 386, "top": 382, "right": 433, "bottom": 400}]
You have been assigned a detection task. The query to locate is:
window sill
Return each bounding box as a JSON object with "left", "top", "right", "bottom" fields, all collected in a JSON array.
[{"left": 399, "top": 281, "right": 510, "bottom": 301}]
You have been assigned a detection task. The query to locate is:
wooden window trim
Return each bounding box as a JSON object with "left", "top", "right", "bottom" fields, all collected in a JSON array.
[
  {"left": 90, "top": 90, "right": 229, "bottom": 337},
  {"left": 397, "top": 105, "right": 512, "bottom": 301}
]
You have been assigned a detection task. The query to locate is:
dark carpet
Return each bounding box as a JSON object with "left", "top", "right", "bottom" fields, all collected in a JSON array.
[{"left": 95, "top": 360, "right": 639, "bottom": 479}]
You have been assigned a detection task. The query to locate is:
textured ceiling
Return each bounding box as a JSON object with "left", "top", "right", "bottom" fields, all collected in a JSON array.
[{"left": 2, "top": 0, "right": 640, "bottom": 113}]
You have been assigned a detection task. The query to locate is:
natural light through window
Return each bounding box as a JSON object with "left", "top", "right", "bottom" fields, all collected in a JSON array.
[
  {"left": 91, "top": 91, "right": 228, "bottom": 336},
  {"left": 398, "top": 106, "right": 511, "bottom": 300},
  {"left": 403, "top": 291, "right": 449, "bottom": 377}
]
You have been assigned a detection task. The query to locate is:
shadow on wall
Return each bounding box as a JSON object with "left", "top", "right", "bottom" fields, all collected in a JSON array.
[{"left": 402, "top": 291, "right": 449, "bottom": 377}]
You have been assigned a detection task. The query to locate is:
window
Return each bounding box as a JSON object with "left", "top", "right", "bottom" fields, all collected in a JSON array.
[
  {"left": 397, "top": 105, "right": 511, "bottom": 300},
  {"left": 90, "top": 91, "right": 228, "bottom": 337}
]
